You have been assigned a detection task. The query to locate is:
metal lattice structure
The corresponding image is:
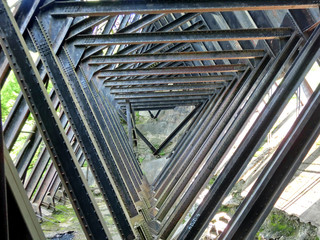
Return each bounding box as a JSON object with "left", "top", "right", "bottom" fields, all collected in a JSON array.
[{"left": 1, "top": 0, "right": 320, "bottom": 239}]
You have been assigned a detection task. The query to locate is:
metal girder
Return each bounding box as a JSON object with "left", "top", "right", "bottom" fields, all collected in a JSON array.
[
  {"left": 67, "top": 16, "right": 111, "bottom": 40},
  {"left": 15, "top": 125, "right": 41, "bottom": 181},
  {"left": 152, "top": 94, "right": 218, "bottom": 187},
  {"left": 74, "top": 28, "right": 292, "bottom": 46},
  {"left": 3, "top": 93, "right": 29, "bottom": 151},
  {"left": 220, "top": 82, "right": 320, "bottom": 240},
  {"left": 157, "top": 55, "right": 271, "bottom": 239},
  {"left": 89, "top": 50, "right": 265, "bottom": 65},
  {"left": 110, "top": 83, "right": 225, "bottom": 94},
  {"left": 120, "top": 100, "right": 206, "bottom": 108},
  {"left": 94, "top": 22, "right": 204, "bottom": 79},
  {"left": 29, "top": 19, "right": 137, "bottom": 238},
  {"left": 0, "top": 1, "right": 110, "bottom": 239},
  {"left": 153, "top": 104, "right": 201, "bottom": 156},
  {"left": 152, "top": 87, "right": 226, "bottom": 191},
  {"left": 70, "top": 61, "right": 143, "bottom": 199},
  {"left": 128, "top": 106, "right": 176, "bottom": 111},
  {"left": 83, "top": 13, "right": 200, "bottom": 61},
  {"left": 47, "top": 0, "right": 320, "bottom": 16},
  {"left": 126, "top": 101, "right": 136, "bottom": 150},
  {"left": 105, "top": 75, "right": 234, "bottom": 87},
  {"left": 118, "top": 110, "right": 157, "bottom": 153},
  {"left": 116, "top": 96, "right": 209, "bottom": 104},
  {"left": 114, "top": 90, "right": 217, "bottom": 100},
  {"left": 86, "top": 79, "right": 144, "bottom": 180},
  {"left": 4, "top": 148, "right": 45, "bottom": 240},
  {"left": 0, "top": 99, "right": 9, "bottom": 240},
  {"left": 99, "top": 65, "right": 247, "bottom": 78},
  {"left": 177, "top": 33, "right": 303, "bottom": 240}
]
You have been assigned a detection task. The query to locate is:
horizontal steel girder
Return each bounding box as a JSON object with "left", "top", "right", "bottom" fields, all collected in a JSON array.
[
  {"left": 119, "top": 100, "right": 205, "bottom": 108},
  {"left": 99, "top": 65, "right": 246, "bottom": 78},
  {"left": 74, "top": 28, "right": 292, "bottom": 46},
  {"left": 110, "top": 83, "right": 225, "bottom": 94},
  {"left": 88, "top": 50, "right": 265, "bottom": 65},
  {"left": 47, "top": 0, "right": 320, "bottom": 16},
  {"left": 104, "top": 75, "right": 234, "bottom": 86},
  {"left": 116, "top": 96, "right": 209, "bottom": 104},
  {"left": 113, "top": 90, "right": 216, "bottom": 100}
]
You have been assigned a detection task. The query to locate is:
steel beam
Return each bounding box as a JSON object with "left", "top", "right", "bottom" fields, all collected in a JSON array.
[
  {"left": 114, "top": 90, "right": 215, "bottom": 100},
  {"left": 82, "top": 13, "right": 199, "bottom": 61},
  {"left": 0, "top": 2, "right": 111, "bottom": 238},
  {"left": 0, "top": 99, "right": 9, "bottom": 240},
  {"left": 153, "top": 105, "right": 201, "bottom": 156},
  {"left": 126, "top": 101, "right": 134, "bottom": 150},
  {"left": 89, "top": 50, "right": 265, "bottom": 65},
  {"left": 177, "top": 33, "right": 303, "bottom": 240},
  {"left": 116, "top": 96, "right": 209, "bottom": 104},
  {"left": 99, "top": 65, "right": 246, "bottom": 78},
  {"left": 47, "top": 1, "right": 320, "bottom": 16},
  {"left": 87, "top": 80, "right": 144, "bottom": 180},
  {"left": 120, "top": 99, "right": 205, "bottom": 108},
  {"left": 111, "top": 83, "right": 225, "bottom": 94},
  {"left": 29, "top": 20, "right": 137, "bottom": 238},
  {"left": 152, "top": 93, "right": 221, "bottom": 188},
  {"left": 67, "top": 16, "right": 111, "bottom": 40},
  {"left": 3, "top": 93, "right": 29, "bottom": 151},
  {"left": 105, "top": 75, "right": 234, "bottom": 87},
  {"left": 220, "top": 82, "right": 320, "bottom": 240},
  {"left": 4, "top": 147, "right": 46, "bottom": 240},
  {"left": 74, "top": 28, "right": 292, "bottom": 46},
  {"left": 157, "top": 56, "right": 271, "bottom": 239}
]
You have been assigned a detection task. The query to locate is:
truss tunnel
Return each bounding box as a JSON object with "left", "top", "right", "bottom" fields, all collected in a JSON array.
[{"left": 0, "top": 0, "right": 320, "bottom": 239}]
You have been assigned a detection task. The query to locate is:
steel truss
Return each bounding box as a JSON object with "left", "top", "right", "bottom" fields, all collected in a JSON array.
[{"left": 0, "top": 0, "right": 319, "bottom": 239}]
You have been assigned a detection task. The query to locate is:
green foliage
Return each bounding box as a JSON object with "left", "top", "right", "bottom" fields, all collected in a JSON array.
[
  {"left": 10, "top": 113, "right": 35, "bottom": 160},
  {"left": 219, "top": 205, "right": 231, "bottom": 213},
  {"left": 26, "top": 141, "right": 45, "bottom": 179},
  {"left": 82, "top": 160, "right": 88, "bottom": 167},
  {"left": 46, "top": 80, "right": 54, "bottom": 94},
  {"left": 135, "top": 111, "right": 140, "bottom": 123},
  {"left": 208, "top": 175, "right": 217, "bottom": 186},
  {"left": 138, "top": 157, "right": 144, "bottom": 163},
  {"left": 1, "top": 71, "right": 20, "bottom": 123},
  {"left": 159, "top": 150, "right": 166, "bottom": 156},
  {"left": 268, "top": 212, "right": 298, "bottom": 237}
]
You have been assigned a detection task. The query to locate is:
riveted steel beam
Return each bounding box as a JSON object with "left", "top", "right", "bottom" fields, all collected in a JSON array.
[
  {"left": 66, "top": 16, "right": 111, "bottom": 40},
  {"left": 153, "top": 104, "right": 202, "bottom": 156},
  {"left": 4, "top": 147, "right": 46, "bottom": 240},
  {"left": 47, "top": 0, "right": 320, "bottom": 16},
  {"left": 0, "top": 1, "right": 110, "bottom": 238},
  {"left": 118, "top": 110, "right": 157, "bottom": 153},
  {"left": 120, "top": 99, "right": 205, "bottom": 108},
  {"left": 157, "top": 56, "right": 271, "bottom": 239},
  {"left": 29, "top": 20, "right": 136, "bottom": 238},
  {"left": 74, "top": 28, "right": 292, "bottom": 46},
  {"left": 105, "top": 75, "right": 234, "bottom": 87},
  {"left": 89, "top": 50, "right": 265, "bottom": 65},
  {"left": 114, "top": 90, "right": 216, "bottom": 100},
  {"left": 152, "top": 87, "right": 227, "bottom": 191},
  {"left": 82, "top": 13, "right": 199, "bottom": 61},
  {"left": 127, "top": 106, "right": 176, "bottom": 111},
  {"left": 220, "top": 82, "right": 320, "bottom": 240},
  {"left": 177, "top": 33, "right": 303, "bottom": 240},
  {"left": 0, "top": 97, "right": 9, "bottom": 240},
  {"left": 99, "top": 64, "right": 246, "bottom": 78},
  {"left": 116, "top": 96, "right": 209, "bottom": 104},
  {"left": 110, "top": 83, "right": 225, "bottom": 94}
]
